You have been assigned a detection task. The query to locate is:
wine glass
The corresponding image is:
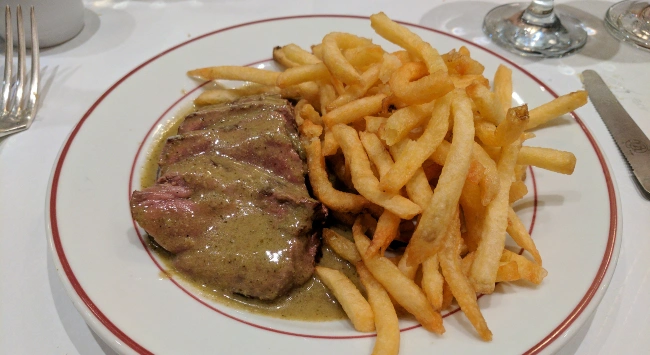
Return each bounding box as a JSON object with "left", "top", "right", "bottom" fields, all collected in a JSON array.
[
  {"left": 605, "top": 0, "right": 650, "bottom": 50},
  {"left": 483, "top": 0, "right": 587, "bottom": 57}
]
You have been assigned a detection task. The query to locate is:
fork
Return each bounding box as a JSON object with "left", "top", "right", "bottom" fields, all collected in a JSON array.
[{"left": 0, "top": 5, "right": 38, "bottom": 138}]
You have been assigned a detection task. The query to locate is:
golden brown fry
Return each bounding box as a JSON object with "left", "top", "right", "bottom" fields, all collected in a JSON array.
[
  {"left": 439, "top": 212, "right": 493, "bottom": 341},
  {"left": 466, "top": 81, "right": 506, "bottom": 125},
  {"left": 353, "top": 218, "right": 445, "bottom": 334},
  {"left": 379, "top": 53, "right": 403, "bottom": 84},
  {"left": 509, "top": 181, "right": 528, "bottom": 203},
  {"left": 328, "top": 63, "right": 382, "bottom": 110},
  {"left": 451, "top": 75, "right": 489, "bottom": 89},
  {"left": 422, "top": 254, "right": 444, "bottom": 311},
  {"left": 321, "top": 127, "right": 340, "bottom": 156},
  {"left": 300, "top": 103, "right": 323, "bottom": 125},
  {"left": 300, "top": 119, "right": 323, "bottom": 139},
  {"left": 367, "top": 210, "right": 401, "bottom": 257},
  {"left": 359, "top": 131, "right": 394, "bottom": 179},
  {"left": 405, "top": 92, "right": 475, "bottom": 266},
  {"left": 323, "top": 94, "right": 387, "bottom": 127},
  {"left": 315, "top": 266, "right": 375, "bottom": 332},
  {"left": 370, "top": 12, "right": 447, "bottom": 74},
  {"left": 323, "top": 32, "right": 371, "bottom": 85},
  {"left": 276, "top": 62, "right": 330, "bottom": 88},
  {"left": 187, "top": 66, "right": 280, "bottom": 86},
  {"left": 380, "top": 96, "right": 451, "bottom": 192},
  {"left": 283, "top": 43, "right": 322, "bottom": 65},
  {"left": 500, "top": 249, "right": 548, "bottom": 284},
  {"left": 527, "top": 91, "right": 588, "bottom": 130},
  {"left": 273, "top": 46, "right": 300, "bottom": 68},
  {"left": 477, "top": 105, "right": 530, "bottom": 147},
  {"left": 389, "top": 140, "right": 434, "bottom": 210},
  {"left": 517, "top": 146, "right": 577, "bottom": 175},
  {"left": 495, "top": 260, "right": 520, "bottom": 282},
  {"left": 469, "top": 138, "right": 521, "bottom": 294},
  {"left": 381, "top": 100, "right": 437, "bottom": 146},
  {"left": 493, "top": 65, "right": 513, "bottom": 114},
  {"left": 389, "top": 62, "right": 454, "bottom": 105},
  {"left": 507, "top": 207, "right": 542, "bottom": 265},
  {"left": 442, "top": 49, "right": 485, "bottom": 75},
  {"left": 344, "top": 45, "right": 385, "bottom": 71},
  {"left": 356, "top": 263, "right": 400, "bottom": 355},
  {"left": 323, "top": 228, "right": 362, "bottom": 263},
  {"left": 365, "top": 116, "right": 386, "bottom": 134},
  {"left": 304, "top": 138, "right": 368, "bottom": 213},
  {"left": 319, "top": 83, "right": 337, "bottom": 116},
  {"left": 332, "top": 124, "right": 421, "bottom": 219}
]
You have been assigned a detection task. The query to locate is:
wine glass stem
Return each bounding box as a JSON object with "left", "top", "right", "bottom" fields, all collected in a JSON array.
[{"left": 523, "top": 0, "right": 559, "bottom": 27}]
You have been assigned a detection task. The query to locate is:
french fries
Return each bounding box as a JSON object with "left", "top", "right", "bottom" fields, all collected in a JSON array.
[{"left": 187, "top": 11, "right": 585, "bottom": 353}]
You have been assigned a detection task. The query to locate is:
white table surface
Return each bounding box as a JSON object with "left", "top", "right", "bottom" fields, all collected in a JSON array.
[{"left": 1, "top": 0, "right": 648, "bottom": 354}]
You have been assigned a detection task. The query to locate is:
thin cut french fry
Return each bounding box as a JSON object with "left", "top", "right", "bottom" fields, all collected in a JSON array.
[
  {"left": 356, "top": 263, "right": 400, "bottom": 355},
  {"left": 332, "top": 124, "right": 422, "bottom": 219},
  {"left": 470, "top": 138, "right": 522, "bottom": 294},
  {"left": 353, "top": 218, "right": 445, "bottom": 334},
  {"left": 323, "top": 228, "right": 362, "bottom": 263},
  {"left": 315, "top": 266, "right": 375, "bottom": 332},
  {"left": 405, "top": 92, "right": 475, "bottom": 266}
]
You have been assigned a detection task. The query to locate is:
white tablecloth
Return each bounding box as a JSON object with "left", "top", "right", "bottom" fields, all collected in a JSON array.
[{"left": 1, "top": 0, "right": 648, "bottom": 353}]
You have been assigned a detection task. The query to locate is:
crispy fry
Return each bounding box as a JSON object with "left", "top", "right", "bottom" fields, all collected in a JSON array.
[
  {"left": 322, "top": 32, "right": 371, "bottom": 85},
  {"left": 517, "top": 146, "right": 577, "bottom": 175},
  {"left": 359, "top": 131, "right": 394, "bottom": 179},
  {"left": 353, "top": 218, "right": 445, "bottom": 334},
  {"left": 344, "top": 44, "right": 385, "bottom": 71},
  {"left": 356, "top": 263, "right": 400, "bottom": 355},
  {"left": 370, "top": 12, "right": 447, "bottom": 74},
  {"left": 273, "top": 46, "right": 300, "bottom": 68},
  {"left": 315, "top": 266, "right": 375, "bottom": 332},
  {"left": 283, "top": 43, "right": 322, "bottom": 65},
  {"left": 304, "top": 138, "right": 368, "bottom": 213},
  {"left": 333, "top": 124, "right": 421, "bottom": 219},
  {"left": 469, "top": 139, "right": 521, "bottom": 294},
  {"left": 405, "top": 92, "right": 475, "bottom": 266},
  {"left": 500, "top": 249, "right": 548, "bottom": 284},
  {"left": 389, "top": 62, "right": 454, "bottom": 105},
  {"left": 466, "top": 81, "right": 505, "bottom": 125},
  {"left": 276, "top": 62, "right": 330, "bottom": 88},
  {"left": 507, "top": 207, "right": 542, "bottom": 264},
  {"left": 493, "top": 65, "right": 513, "bottom": 114},
  {"left": 328, "top": 64, "right": 382, "bottom": 110},
  {"left": 187, "top": 66, "right": 280, "bottom": 86},
  {"left": 509, "top": 181, "right": 528, "bottom": 203},
  {"left": 380, "top": 96, "right": 451, "bottom": 192},
  {"left": 527, "top": 90, "right": 588, "bottom": 130},
  {"left": 323, "top": 94, "right": 387, "bottom": 127},
  {"left": 439, "top": 212, "right": 492, "bottom": 341},
  {"left": 367, "top": 210, "right": 401, "bottom": 257},
  {"left": 422, "top": 254, "right": 444, "bottom": 310},
  {"left": 323, "top": 228, "right": 362, "bottom": 263},
  {"left": 381, "top": 100, "right": 437, "bottom": 146}
]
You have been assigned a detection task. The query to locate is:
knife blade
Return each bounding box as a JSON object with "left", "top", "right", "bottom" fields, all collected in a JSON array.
[{"left": 583, "top": 69, "right": 650, "bottom": 196}]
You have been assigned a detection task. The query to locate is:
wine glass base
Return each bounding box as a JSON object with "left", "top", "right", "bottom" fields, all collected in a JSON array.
[
  {"left": 605, "top": 0, "right": 650, "bottom": 50},
  {"left": 483, "top": 2, "right": 587, "bottom": 57}
]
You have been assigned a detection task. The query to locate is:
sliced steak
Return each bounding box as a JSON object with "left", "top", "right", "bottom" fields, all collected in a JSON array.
[{"left": 130, "top": 95, "right": 322, "bottom": 300}]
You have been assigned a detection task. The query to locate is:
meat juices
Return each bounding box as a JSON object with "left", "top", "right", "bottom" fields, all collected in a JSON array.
[{"left": 130, "top": 95, "right": 323, "bottom": 300}]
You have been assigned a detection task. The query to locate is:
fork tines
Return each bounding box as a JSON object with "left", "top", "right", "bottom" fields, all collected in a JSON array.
[{"left": 2, "top": 5, "right": 39, "bottom": 125}]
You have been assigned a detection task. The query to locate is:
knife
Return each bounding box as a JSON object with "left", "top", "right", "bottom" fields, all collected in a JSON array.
[{"left": 582, "top": 69, "right": 650, "bottom": 196}]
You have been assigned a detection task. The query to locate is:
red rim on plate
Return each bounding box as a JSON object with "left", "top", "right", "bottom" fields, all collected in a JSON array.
[{"left": 48, "top": 15, "right": 618, "bottom": 355}]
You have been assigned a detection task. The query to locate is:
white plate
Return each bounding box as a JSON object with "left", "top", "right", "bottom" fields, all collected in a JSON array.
[{"left": 47, "top": 15, "right": 620, "bottom": 355}]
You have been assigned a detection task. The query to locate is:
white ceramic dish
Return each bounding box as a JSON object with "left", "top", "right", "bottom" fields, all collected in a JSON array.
[{"left": 46, "top": 16, "right": 620, "bottom": 355}]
